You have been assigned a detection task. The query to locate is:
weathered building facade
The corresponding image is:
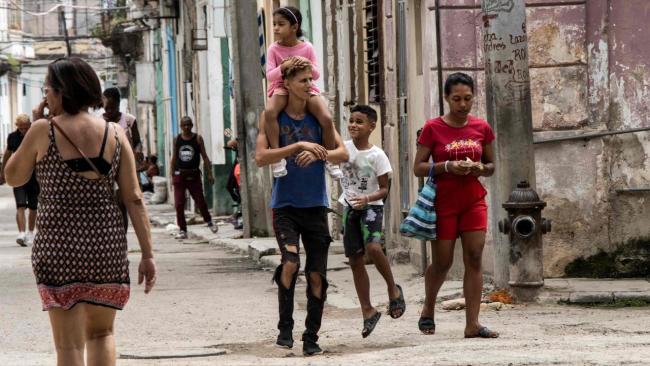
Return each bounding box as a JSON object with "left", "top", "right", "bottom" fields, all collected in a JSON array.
[
  {"left": 128, "top": 0, "right": 649, "bottom": 278},
  {"left": 355, "top": 0, "right": 650, "bottom": 277}
]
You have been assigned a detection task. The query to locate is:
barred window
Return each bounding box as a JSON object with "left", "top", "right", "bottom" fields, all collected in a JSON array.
[{"left": 365, "top": 0, "right": 380, "bottom": 103}]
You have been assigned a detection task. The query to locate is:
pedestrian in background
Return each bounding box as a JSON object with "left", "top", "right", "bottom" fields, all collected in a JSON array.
[
  {"left": 101, "top": 87, "right": 142, "bottom": 154},
  {"left": 225, "top": 140, "right": 243, "bottom": 230},
  {"left": 0, "top": 113, "right": 39, "bottom": 246},
  {"left": 413, "top": 72, "right": 498, "bottom": 338},
  {"left": 102, "top": 87, "right": 143, "bottom": 231},
  {"left": 338, "top": 104, "right": 405, "bottom": 338},
  {"left": 140, "top": 155, "right": 160, "bottom": 193},
  {"left": 170, "top": 116, "right": 218, "bottom": 239},
  {"left": 256, "top": 59, "right": 348, "bottom": 356},
  {"left": 4, "top": 57, "right": 157, "bottom": 366}
]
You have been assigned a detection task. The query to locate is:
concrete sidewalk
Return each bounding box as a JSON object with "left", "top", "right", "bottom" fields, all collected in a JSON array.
[{"left": 147, "top": 203, "right": 650, "bottom": 307}]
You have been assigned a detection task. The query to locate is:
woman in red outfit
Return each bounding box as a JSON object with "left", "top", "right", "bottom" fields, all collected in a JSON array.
[{"left": 414, "top": 72, "right": 499, "bottom": 338}]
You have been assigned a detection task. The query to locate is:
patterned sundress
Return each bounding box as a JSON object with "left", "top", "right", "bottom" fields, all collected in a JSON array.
[{"left": 32, "top": 122, "right": 130, "bottom": 310}]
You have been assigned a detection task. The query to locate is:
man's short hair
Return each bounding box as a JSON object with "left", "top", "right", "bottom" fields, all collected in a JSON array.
[
  {"left": 350, "top": 104, "right": 378, "bottom": 123},
  {"left": 15, "top": 113, "right": 30, "bottom": 124},
  {"left": 282, "top": 63, "right": 313, "bottom": 80}
]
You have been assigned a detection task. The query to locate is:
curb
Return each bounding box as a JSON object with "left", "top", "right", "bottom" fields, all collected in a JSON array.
[{"left": 150, "top": 209, "right": 650, "bottom": 306}]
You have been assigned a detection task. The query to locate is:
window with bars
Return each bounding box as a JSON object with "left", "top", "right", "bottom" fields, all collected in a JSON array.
[
  {"left": 9, "top": 7, "right": 22, "bottom": 30},
  {"left": 365, "top": 0, "right": 380, "bottom": 103}
]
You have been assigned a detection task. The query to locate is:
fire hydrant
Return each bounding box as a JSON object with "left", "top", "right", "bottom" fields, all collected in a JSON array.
[{"left": 498, "top": 181, "right": 551, "bottom": 302}]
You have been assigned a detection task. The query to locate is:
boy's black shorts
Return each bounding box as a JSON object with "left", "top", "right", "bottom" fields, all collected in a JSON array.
[{"left": 342, "top": 205, "right": 384, "bottom": 258}]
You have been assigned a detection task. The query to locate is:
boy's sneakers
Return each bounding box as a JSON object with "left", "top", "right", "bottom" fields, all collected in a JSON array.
[
  {"left": 16, "top": 232, "right": 26, "bottom": 247},
  {"left": 325, "top": 162, "right": 343, "bottom": 179},
  {"left": 174, "top": 230, "right": 188, "bottom": 240},
  {"left": 25, "top": 231, "right": 35, "bottom": 246},
  {"left": 302, "top": 339, "right": 323, "bottom": 356},
  {"left": 208, "top": 222, "right": 219, "bottom": 234},
  {"left": 272, "top": 159, "right": 288, "bottom": 178}
]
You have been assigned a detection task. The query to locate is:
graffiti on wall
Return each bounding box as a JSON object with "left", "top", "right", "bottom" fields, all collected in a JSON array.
[
  {"left": 483, "top": 21, "right": 531, "bottom": 104},
  {"left": 484, "top": 0, "right": 515, "bottom": 14}
]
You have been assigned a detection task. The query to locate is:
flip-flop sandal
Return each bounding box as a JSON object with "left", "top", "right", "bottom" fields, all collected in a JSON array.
[
  {"left": 388, "top": 284, "right": 406, "bottom": 319},
  {"left": 465, "top": 326, "right": 499, "bottom": 338},
  {"left": 361, "top": 311, "right": 382, "bottom": 338},
  {"left": 418, "top": 317, "right": 435, "bottom": 335}
]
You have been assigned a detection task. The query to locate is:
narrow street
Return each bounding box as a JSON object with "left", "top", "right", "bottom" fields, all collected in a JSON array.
[{"left": 1, "top": 184, "right": 650, "bottom": 365}]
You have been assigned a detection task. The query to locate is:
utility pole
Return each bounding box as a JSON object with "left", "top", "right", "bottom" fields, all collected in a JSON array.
[
  {"left": 59, "top": 7, "right": 72, "bottom": 56},
  {"left": 481, "top": 0, "right": 536, "bottom": 289},
  {"left": 229, "top": 1, "right": 273, "bottom": 237}
]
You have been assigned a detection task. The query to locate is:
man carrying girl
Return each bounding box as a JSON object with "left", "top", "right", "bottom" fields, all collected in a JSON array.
[{"left": 256, "top": 58, "right": 348, "bottom": 355}]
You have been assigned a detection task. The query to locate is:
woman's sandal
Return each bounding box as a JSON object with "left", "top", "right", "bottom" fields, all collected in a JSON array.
[
  {"left": 388, "top": 284, "right": 406, "bottom": 319},
  {"left": 464, "top": 326, "right": 499, "bottom": 338},
  {"left": 418, "top": 317, "right": 436, "bottom": 335},
  {"left": 361, "top": 311, "right": 382, "bottom": 338}
]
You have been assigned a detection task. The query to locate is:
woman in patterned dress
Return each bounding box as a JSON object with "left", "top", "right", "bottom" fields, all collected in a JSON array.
[{"left": 4, "top": 57, "right": 157, "bottom": 365}]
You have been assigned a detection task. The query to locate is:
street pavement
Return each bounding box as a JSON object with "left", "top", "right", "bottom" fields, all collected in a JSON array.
[{"left": 2, "top": 184, "right": 650, "bottom": 365}]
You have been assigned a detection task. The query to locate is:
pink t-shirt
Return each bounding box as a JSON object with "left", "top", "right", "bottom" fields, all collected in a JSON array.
[{"left": 266, "top": 40, "right": 321, "bottom": 97}]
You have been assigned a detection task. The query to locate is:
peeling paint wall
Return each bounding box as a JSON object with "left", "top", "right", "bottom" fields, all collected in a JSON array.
[{"left": 536, "top": 0, "right": 650, "bottom": 277}]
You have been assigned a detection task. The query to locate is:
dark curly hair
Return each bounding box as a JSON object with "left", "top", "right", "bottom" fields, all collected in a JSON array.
[{"left": 350, "top": 104, "right": 378, "bottom": 123}]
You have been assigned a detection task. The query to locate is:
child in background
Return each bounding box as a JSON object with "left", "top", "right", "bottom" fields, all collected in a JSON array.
[
  {"left": 264, "top": 6, "right": 342, "bottom": 179},
  {"left": 339, "top": 105, "right": 405, "bottom": 338}
]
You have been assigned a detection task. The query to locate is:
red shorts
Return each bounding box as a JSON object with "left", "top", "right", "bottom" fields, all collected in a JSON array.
[{"left": 435, "top": 178, "right": 488, "bottom": 240}]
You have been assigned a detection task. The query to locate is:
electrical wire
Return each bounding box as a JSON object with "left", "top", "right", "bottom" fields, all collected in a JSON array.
[{"left": 2, "top": 0, "right": 129, "bottom": 16}]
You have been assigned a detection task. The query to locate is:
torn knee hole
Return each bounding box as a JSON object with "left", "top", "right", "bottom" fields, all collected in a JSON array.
[
  {"left": 306, "top": 272, "right": 328, "bottom": 299},
  {"left": 285, "top": 244, "right": 298, "bottom": 253},
  {"left": 284, "top": 251, "right": 299, "bottom": 264}
]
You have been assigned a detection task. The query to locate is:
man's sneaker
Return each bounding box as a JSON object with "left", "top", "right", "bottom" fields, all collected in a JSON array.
[
  {"left": 325, "top": 162, "right": 343, "bottom": 179},
  {"left": 208, "top": 222, "right": 219, "bottom": 234},
  {"left": 272, "top": 159, "right": 288, "bottom": 178},
  {"left": 25, "top": 232, "right": 34, "bottom": 246},
  {"left": 174, "top": 231, "right": 188, "bottom": 240},
  {"left": 16, "top": 232, "right": 26, "bottom": 247},
  {"left": 276, "top": 329, "right": 294, "bottom": 349},
  {"left": 302, "top": 339, "right": 323, "bottom": 356}
]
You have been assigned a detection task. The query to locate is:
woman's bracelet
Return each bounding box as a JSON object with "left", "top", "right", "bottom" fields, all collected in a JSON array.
[{"left": 444, "top": 160, "right": 450, "bottom": 173}]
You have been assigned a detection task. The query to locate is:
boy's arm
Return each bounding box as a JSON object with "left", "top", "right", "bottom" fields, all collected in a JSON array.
[
  {"left": 325, "top": 129, "right": 348, "bottom": 164},
  {"left": 371, "top": 174, "right": 390, "bottom": 201}
]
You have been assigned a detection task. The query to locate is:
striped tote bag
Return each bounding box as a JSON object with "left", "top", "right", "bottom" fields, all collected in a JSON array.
[{"left": 400, "top": 165, "right": 437, "bottom": 240}]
